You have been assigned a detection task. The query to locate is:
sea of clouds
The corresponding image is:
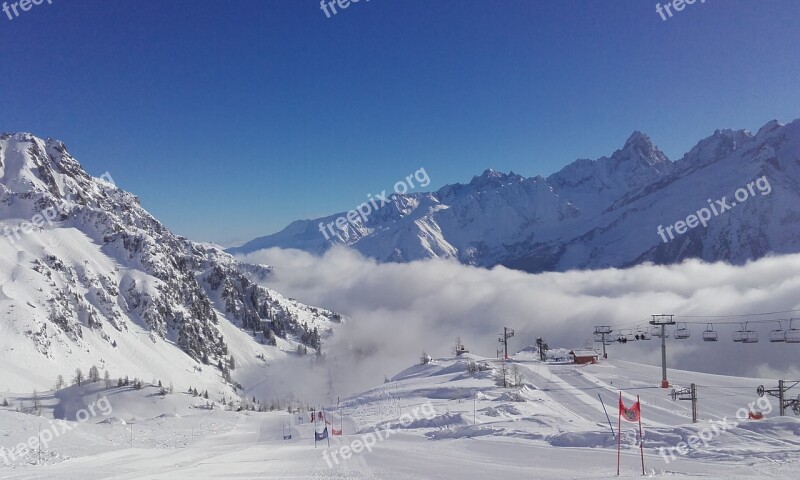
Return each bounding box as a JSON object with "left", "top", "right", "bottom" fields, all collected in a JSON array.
[{"left": 235, "top": 247, "right": 800, "bottom": 400}]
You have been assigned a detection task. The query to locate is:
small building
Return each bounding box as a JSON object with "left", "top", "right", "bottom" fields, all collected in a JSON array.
[{"left": 569, "top": 349, "right": 599, "bottom": 365}]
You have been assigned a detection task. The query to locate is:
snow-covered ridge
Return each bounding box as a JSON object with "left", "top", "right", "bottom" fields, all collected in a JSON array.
[
  {"left": 0, "top": 133, "right": 342, "bottom": 392},
  {"left": 232, "top": 119, "right": 800, "bottom": 272}
]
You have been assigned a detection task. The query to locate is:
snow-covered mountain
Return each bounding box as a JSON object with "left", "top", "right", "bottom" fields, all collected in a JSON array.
[
  {"left": 231, "top": 119, "right": 800, "bottom": 272},
  {"left": 0, "top": 133, "right": 342, "bottom": 392}
]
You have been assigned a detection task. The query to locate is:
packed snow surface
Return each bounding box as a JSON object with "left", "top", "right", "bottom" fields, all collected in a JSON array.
[{"left": 2, "top": 353, "right": 798, "bottom": 479}]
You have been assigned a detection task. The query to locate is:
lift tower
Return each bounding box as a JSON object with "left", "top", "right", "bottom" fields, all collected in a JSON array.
[
  {"left": 594, "top": 326, "right": 612, "bottom": 359},
  {"left": 650, "top": 314, "right": 675, "bottom": 388},
  {"left": 498, "top": 327, "right": 515, "bottom": 360}
]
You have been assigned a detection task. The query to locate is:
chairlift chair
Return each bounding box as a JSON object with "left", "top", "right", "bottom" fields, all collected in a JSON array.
[
  {"left": 622, "top": 329, "right": 636, "bottom": 342},
  {"left": 635, "top": 326, "right": 651, "bottom": 341},
  {"left": 733, "top": 322, "right": 758, "bottom": 343},
  {"left": 702, "top": 323, "right": 718, "bottom": 342},
  {"left": 785, "top": 319, "right": 800, "bottom": 344},
  {"left": 732, "top": 323, "right": 746, "bottom": 343},
  {"left": 651, "top": 325, "right": 670, "bottom": 338},
  {"left": 769, "top": 321, "right": 786, "bottom": 343},
  {"left": 674, "top": 322, "right": 690, "bottom": 340}
]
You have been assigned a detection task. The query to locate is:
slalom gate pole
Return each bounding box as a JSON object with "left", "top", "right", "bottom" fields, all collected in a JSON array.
[
  {"left": 323, "top": 407, "right": 330, "bottom": 448},
  {"left": 599, "top": 393, "right": 615, "bottom": 438},
  {"left": 637, "top": 395, "right": 645, "bottom": 476},
  {"left": 313, "top": 408, "right": 317, "bottom": 448},
  {"left": 617, "top": 392, "right": 622, "bottom": 476}
]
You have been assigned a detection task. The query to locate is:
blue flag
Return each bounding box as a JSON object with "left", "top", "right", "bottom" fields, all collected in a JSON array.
[{"left": 315, "top": 427, "right": 328, "bottom": 441}]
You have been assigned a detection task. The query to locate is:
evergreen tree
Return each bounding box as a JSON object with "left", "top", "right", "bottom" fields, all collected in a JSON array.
[
  {"left": 89, "top": 365, "right": 100, "bottom": 383},
  {"left": 55, "top": 374, "right": 65, "bottom": 390},
  {"left": 73, "top": 368, "right": 84, "bottom": 386},
  {"left": 104, "top": 370, "right": 112, "bottom": 389}
]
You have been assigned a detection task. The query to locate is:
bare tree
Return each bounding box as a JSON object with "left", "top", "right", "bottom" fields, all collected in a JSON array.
[
  {"left": 510, "top": 364, "right": 524, "bottom": 387},
  {"left": 494, "top": 361, "right": 508, "bottom": 388}
]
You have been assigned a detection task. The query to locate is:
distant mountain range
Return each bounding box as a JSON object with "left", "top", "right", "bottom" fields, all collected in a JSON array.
[
  {"left": 230, "top": 119, "right": 800, "bottom": 272},
  {"left": 0, "top": 133, "right": 340, "bottom": 391}
]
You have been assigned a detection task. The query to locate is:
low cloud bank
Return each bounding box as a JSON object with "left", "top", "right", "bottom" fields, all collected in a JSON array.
[{"left": 237, "top": 247, "right": 800, "bottom": 399}]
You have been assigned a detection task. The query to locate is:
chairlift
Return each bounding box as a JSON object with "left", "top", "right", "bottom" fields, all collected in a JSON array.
[
  {"left": 732, "top": 322, "right": 758, "bottom": 343},
  {"left": 702, "top": 323, "right": 718, "bottom": 342},
  {"left": 635, "top": 326, "right": 651, "bottom": 341},
  {"left": 769, "top": 321, "right": 786, "bottom": 343},
  {"left": 674, "top": 322, "right": 690, "bottom": 340},
  {"left": 651, "top": 325, "right": 670, "bottom": 338},
  {"left": 593, "top": 333, "right": 604, "bottom": 343},
  {"left": 785, "top": 319, "right": 800, "bottom": 344},
  {"left": 622, "top": 329, "right": 636, "bottom": 342}
]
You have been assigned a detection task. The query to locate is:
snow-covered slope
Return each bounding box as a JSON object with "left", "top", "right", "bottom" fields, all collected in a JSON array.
[
  {"left": 232, "top": 119, "right": 800, "bottom": 272},
  {"left": 0, "top": 133, "right": 342, "bottom": 393},
  {"left": 2, "top": 352, "right": 797, "bottom": 478}
]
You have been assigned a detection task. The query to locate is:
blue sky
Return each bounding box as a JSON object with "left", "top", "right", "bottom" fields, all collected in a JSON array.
[{"left": 1, "top": 0, "right": 798, "bottom": 245}]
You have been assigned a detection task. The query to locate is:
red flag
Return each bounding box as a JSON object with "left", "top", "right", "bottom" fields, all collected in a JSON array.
[
  {"left": 619, "top": 397, "right": 641, "bottom": 423},
  {"left": 331, "top": 428, "right": 342, "bottom": 436}
]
